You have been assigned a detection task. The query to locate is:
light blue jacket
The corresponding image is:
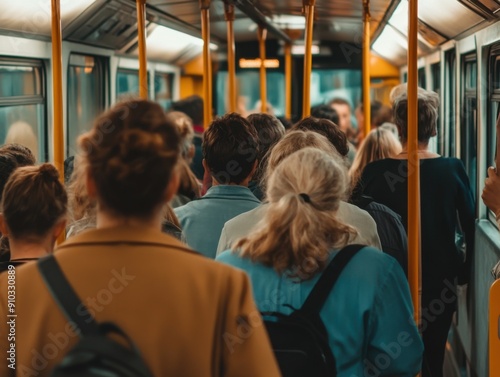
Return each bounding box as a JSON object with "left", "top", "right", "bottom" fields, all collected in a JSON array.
[
  {"left": 174, "top": 185, "right": 261, "bottom": 259},
  {"left": 216, "top": 247, "right": 423, "bottom": 377}
]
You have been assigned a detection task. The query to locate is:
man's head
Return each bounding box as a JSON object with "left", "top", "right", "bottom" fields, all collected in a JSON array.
[
  {"left": 202, "top": 113, "right": 259, "bottom": 185},
  {"left": 329, "top": 98, "right": 352, "bottom": 133}
]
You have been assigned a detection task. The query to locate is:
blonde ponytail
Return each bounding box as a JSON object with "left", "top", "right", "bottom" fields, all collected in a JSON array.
[{"left": 235, "top": 148, "right": 357, "bottom": 280}]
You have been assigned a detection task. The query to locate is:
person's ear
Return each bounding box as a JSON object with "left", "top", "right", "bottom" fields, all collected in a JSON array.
[
  {"left": 52, "top": 219, "right": 67, "bottom": 240},
  {"left": 85, "top": 170, "right": 97, "bottom": 199},
  {"left": 0, "top": 214, "right": 9, "bottom": 236},
  {"left": 165, "top": 169, "right": 180, "bottom": 203},
  {"left": 202, "top": 159, "right": 210, "bottom": 175}
]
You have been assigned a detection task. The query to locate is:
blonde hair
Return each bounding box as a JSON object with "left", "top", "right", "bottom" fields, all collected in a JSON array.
[
  {"left": 235, "top": 148, "right": 357, "bottom": 280},
  {"left": 165, "top": 111, "right": 194, "bottom": 161},
  {"left": 263, "top": 130, "right": 345, "bottom": 193},
  {"left": 66, "top": 156, "right": 96, "bottom": 236},
  {"left": 349, "top": 128, "right": 402, "bottom": 189},
  {"left": 5, "top": 122, "right": 38, "bottom": 160}
]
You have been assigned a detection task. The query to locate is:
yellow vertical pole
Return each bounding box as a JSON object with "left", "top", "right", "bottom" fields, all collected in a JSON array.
[
  {"left": 257, "top": 26, "right": 267, "bottom": 113},
  {"left": 362, "top": 0, "right": 371, "bottom": 139},
  {"left": 51, "top": 0, "right": 64, "bottom": 244},
  {"left": 285, "top": 42, "right": 292, "bottom": 119},
  {"left": 200, "top": 0, "right": 212, "bottom": 128},
  {"left": 51, "top": 0, "right": 63, "bottom": 182},
  {"left": 302, "top": 0, "right": 315, "bottom": 118},
  {"left": 407, "top": 0, "right": 421, "bottom": 329},
  {"left": 136, "top": 0, "right": 148, "bottom": 99},
  {"left": 224, "top": 2, "right": 237, "bottom": 113}
]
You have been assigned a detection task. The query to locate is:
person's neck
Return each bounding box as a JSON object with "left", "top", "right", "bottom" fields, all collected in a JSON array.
[
  {"left": 395, "top": 142, "right": 440, "bottom": 159},
  {"left": 211, "top": 178, "right": 250, "bottom": 187},
  {"left": 96, "top": 209, "right": 163, "bottom": 230},
  {"left": 9, "top": 238, "right": 53, "bottom": 261},
  {"left": 400, "top": 142, "right": 429, "bottom": 152}
]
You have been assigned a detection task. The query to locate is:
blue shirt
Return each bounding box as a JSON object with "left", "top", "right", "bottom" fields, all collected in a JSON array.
[
  {"left": 217, "top": 247, "right": 423, "bottom": 377},
  {"left": 175, "top": 185, "right": 261, "bottom": 258}
]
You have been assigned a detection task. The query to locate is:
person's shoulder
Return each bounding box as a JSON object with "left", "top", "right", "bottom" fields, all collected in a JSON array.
[
  {"left": 338, "top": 201, "right": 375, "bottom": 222},
  {"left": 216, "top": 249, "right": 249, "bottom": 269},
  {"left": 224, "top": 204, "right": 267, "bottom": 228},
  {"left": 351, "top": 246, "right": 402, "bottom": 274}
]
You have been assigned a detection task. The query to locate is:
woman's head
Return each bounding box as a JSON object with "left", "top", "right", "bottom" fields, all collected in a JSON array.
[
  {"left": 79, "top": 100, "right": 181, "bottom": 219},
  {"left": 393, "top": 89, "right": 439, "bottom": 143},
  {"left": 264, "top": 130, "right": 343, "bottom": 191},
  {"left": 165, "top": 111, "right": 195, "bottom": 162},
  {"left": 349, "top": 128, "right": 402, "bottom": 188},
  {"left": 0, "top": 164, "right": 67, "bottom": 241},
  {"left": 235, "top": 148, "right": 356, "bottom": 280}
]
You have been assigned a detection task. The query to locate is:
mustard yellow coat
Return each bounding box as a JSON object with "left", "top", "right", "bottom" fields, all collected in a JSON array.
[{"left": 0, "top": 225, "right": 280, "bottom": 377}]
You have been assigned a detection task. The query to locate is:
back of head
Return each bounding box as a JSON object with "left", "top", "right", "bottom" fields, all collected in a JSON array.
[
  {"left": 292, "top": 117, "right": 349, "bottom": 157},
  {"left": 79, "top": 100, "right": 181, "bottom": 218},
  {"left": 170, "top": 95, "right": 204, "bottom": 126},
  {"left": 2, "top": 164, "right": 67, "bottom": 240},
  {"left": 166, "top": 111, "right": 195, "bottom": 160},
  {"left": 235, "top": 148, "right": 356, "bottom": 280},
  {"left": 349, "top": 128, "right": 402, "bottom": 188},
  {"left": 0, "top": 143, "right": 36, "bottom": 166},
  {"left": 311, "top": 104, "right": 340, "bottom": 125},
  {"left": 5, "top": 122, "right": 38, "bottom": 160},
  {"left": 202, "top": 113, "right": 258, "bottom": 185},
  {"left": 247, "top": 113, "right": 285, "bottom": 180},
  {"left": 393, "top": 90, "right": 440, "bottom": 142},
  {"left": 372, "top": 104, "right": 393, "bottom": 127}
]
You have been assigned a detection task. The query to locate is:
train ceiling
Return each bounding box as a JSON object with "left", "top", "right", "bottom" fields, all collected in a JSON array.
[{"left": 0, "top": 0, "right": 499, "bottom": 66}]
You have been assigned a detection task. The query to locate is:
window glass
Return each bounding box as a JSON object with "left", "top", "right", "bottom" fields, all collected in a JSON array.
[
  {"left": 67, "top": 54, "right": 105, "bottom": 157},
  {"left": 461, "top": 56, "right": 477, "bottom": 201},
  {"left": 431, "top": 63, "right": 440, "bottom": 94},
  {"left": 310, "top": 69, "right": 362, "bottom": 109},
  {"left": 116, "top": 69, "right": 150, "bottom": 100},
  {"left": 154, "top": 72, "right": 174, "bottom": 110},
  {"left": 445, "top": 51, "right": 456, "bottom": 157},
  {"left": 0, "top": 104, "right": 45, "bottom": 161},
  {"left": 216, "top": 71, "right": 285, "bottom": 116},
  {"left": 418, "top": 67, "right": 426, "bottom": 89},
  {"left": 0, "top": 59, "right": 46, "bottom": 162}
]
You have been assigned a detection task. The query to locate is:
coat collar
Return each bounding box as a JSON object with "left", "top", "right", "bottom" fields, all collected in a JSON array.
[
  {"left": 57, "top": 225, "right": 194, "bottom": 254},
  {"left": 203, "top": 185, "right": 260, "bottom": 202}
]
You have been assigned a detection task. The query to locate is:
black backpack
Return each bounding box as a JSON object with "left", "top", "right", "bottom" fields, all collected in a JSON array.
[
  {"left": 262, "top": 244, "right": 364, "bottom": 377},
  {"left": 37, "top": 256, "right": 153, "bottom": 377}
]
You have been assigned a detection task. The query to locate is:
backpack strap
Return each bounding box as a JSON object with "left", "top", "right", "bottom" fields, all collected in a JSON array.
[
  {"left": 38, "top": 255, "right": 99, "bottom": 336},
  {"left": 300, "top": 244, "right": 365, "bottom": 314}
]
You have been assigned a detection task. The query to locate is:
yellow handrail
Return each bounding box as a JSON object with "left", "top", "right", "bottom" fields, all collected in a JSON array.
[
  {"left": 51, "top": 0, "right": 63, "bottom": 182},
  {"left": 362, "top": 0, "right": 371, "bottom": 139},
  {"left": 136, "top": 0, "right": 148, "bottom": 99},
  {"left": 285, "top": 42, "right": 292, "bottom": 119},
  {"left": 257, "top": 26, "right": 267, "bottom": 113},
  {"left": 200, "top": 0, "right": 212, "bottom": 128},
  {"left": 224, "top": 2, "right": 237, "bottom": 113},
  {"left": 302, "top": 0, "right": 315, "bottom": 118},
  {"left": 407, "top": 0, "right": 421, "bottom": 330}
]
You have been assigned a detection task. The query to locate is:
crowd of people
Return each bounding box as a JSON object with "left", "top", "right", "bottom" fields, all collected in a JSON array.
[{"left": 0, "top": 84, "right": 497, "bottom": 377}]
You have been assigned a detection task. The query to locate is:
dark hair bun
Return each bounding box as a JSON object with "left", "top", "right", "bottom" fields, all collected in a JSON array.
[{"left": 38, "top": 163, "right": 60, "bottom": 182}]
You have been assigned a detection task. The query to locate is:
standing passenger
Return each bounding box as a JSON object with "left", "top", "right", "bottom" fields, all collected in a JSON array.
[
  {"left": 0, "top": 100, "right": 279, "bottom": 376},
  {"left": 217, "top": 148, "right": 423, "bottom": 377},
  {"left": 358, "top": 89, "right": 475, "bottom": 377},
  {"left": 175, "top": 113, "right": 261, "bottom": 258},
  {"left": 246, "top": 113, "right": 285, "bottom": 200},
  {"left": 0, "top": 164, "right": 67, "bottom": 273}
]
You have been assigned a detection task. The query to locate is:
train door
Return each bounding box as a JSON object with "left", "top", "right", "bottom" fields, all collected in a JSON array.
[
  {"left": 444, "top": 49, "right": 457, "bottom": 157},
  {"left": 154, "top": 71, "right": 175, "bottom": 110},
  {"left": 460, "top": 54, "right": 477, "bottom": 201},
  {"left": 67, "top": 54, "right": 107, "bottom": 158},
  {"left": 0, "top": 59, "right": 47, "bottom": 162}
]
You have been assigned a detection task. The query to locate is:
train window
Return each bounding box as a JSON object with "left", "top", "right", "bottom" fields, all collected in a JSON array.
[
  {"left": 67, "top": 54, "right": 106, "bottom": 157},
  {"left": 0, "top": 59, "right": 46, "bottom": 162},
  {"left": 310, "top": 69, "right": 361, "bottom": 112},
  {"left": 154, "top": 72, "right": 174, "bottom": 110},
  {"left": 487, "top": 47, "right": 500, "bottom": 223},
  {"left": 460, "top": 54, "right": 477, "bottom": 201},
  {"left": 431, "top": 63, "right": 440, "bottom": 94},
  {"left": 444, "top": 50, "right": 456, "bottom": 157},
  {"left": 116, "top": 68, "right": 150, "bottom": 100},
  {"left": 216, "top": 71, "right": 285, "bottom": 116},
  {"left": 418, "top": 67, "right": 426, "bottom": 89}
]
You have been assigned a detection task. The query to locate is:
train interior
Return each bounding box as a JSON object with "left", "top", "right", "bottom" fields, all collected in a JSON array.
[{"left": 2, "top": 0, "right": 500, "bottom": 376}]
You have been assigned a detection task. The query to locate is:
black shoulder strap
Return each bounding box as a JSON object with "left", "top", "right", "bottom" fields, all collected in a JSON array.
[
  {"left": 301, "top": 244, "right": 365, "bottom": 314},
  {"left": 37, "top": 255, "right": 99, "bottom": 336}
]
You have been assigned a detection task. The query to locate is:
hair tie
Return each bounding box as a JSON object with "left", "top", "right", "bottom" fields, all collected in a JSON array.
[{"left": 299, "top": 193, "right": 311, "bottom": 203}]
